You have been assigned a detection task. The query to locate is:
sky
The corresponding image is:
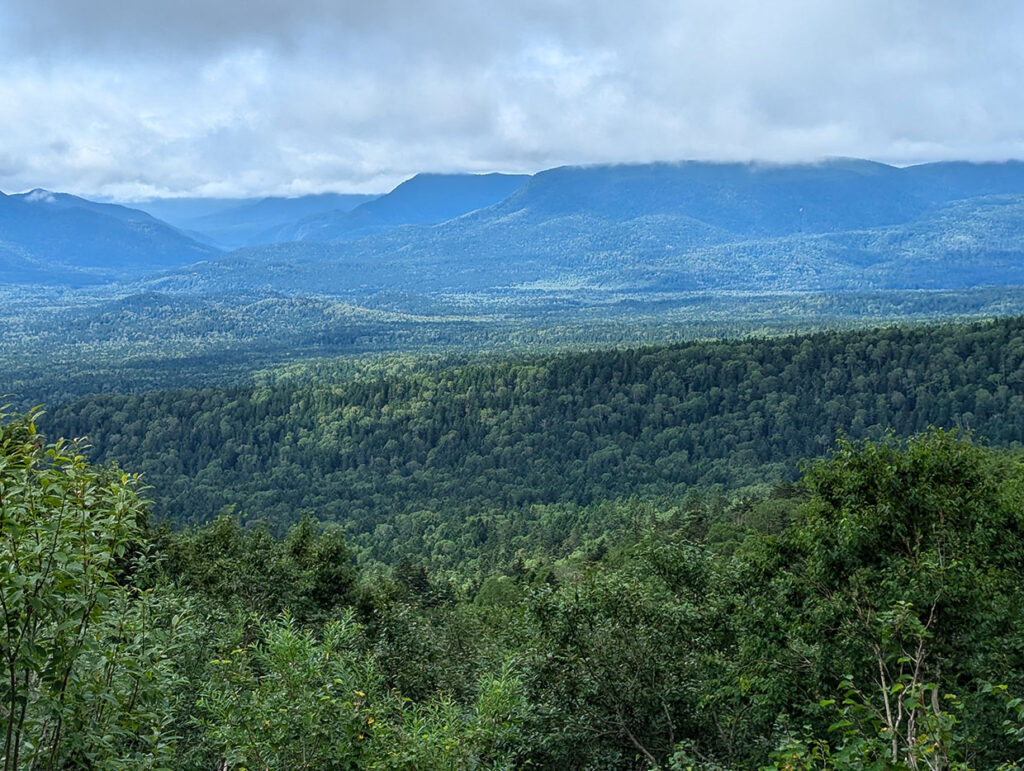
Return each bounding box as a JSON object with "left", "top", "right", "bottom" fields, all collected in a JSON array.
[{"left": 2, "top": 0, "right": 1024, "bottom": 200}]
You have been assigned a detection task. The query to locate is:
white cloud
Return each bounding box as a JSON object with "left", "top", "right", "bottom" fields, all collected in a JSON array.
[
  {"left": 24, "top": 190, "right": 56, "bottom": 203},
  {"left": 2, "top": 0, "right": 1024, "bottom": 198}
]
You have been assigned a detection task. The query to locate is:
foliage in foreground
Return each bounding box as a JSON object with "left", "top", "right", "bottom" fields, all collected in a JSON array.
[
  {"left": 3, "top": 406, "right": 1024, "bottom": 768},
  {"left": 0, "top": 409, "right": 186, "bottom": 769}
]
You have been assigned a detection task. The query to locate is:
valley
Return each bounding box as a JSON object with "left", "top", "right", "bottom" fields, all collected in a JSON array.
[
  {"left": 5, "top": 159, "right": 1024, "bottom": 409},
  {"left": 8, "top": 3, "right": 1024, "bottom": 766},
  {"left": 5, "top": 159, "right": 1024, "bottom": 769}
]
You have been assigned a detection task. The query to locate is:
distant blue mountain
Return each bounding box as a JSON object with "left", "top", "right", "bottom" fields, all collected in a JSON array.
[
  {"left": 11, "top": 189, "right": 175, "bottom": 223},
  {"left": 0, "top": 189, "right": 219, "bottom": 285},
  {"left": 129, "top": 197, "right": 252, "bottom": 228},
  {"left": 136, "top": 159, "right": 1024, "bottom": 300},
  {"left": 13, "top": 159, "right": 1024, "bottom": 296},
  {"left": 136, "top": 193, "right": 381, "bottom": 249},
  {"left": 275, "top": 173, "right": 531, "bottom": 242},
  {"left": 483, "top": 159, "right": 927, "bottom": 235},
  {"left": 901, "top": 160, "right": 1024, "bottom": 202}
]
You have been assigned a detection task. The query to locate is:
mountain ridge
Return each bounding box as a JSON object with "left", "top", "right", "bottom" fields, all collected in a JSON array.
[
  {"left": 159, "top": 192, "right": 381, "bottom": 248},
  {"left": 0, "top": 190, "right": 220, "bottom": 285},
  {"left": 8, "top": 159, "right": 1024, "bottom": 298},
  {"left": 273, "top": 172, "right": 531, "bottom": 242},
  {"left": 131, "top": 159, "right": 1024, "bottom": 303}
]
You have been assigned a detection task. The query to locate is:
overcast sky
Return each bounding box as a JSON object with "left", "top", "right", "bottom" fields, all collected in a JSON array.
[{"left": 2, "top": 0, "right": 1023, "bottom": 199}]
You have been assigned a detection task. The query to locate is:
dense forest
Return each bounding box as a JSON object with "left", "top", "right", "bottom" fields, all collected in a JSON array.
[
  {"left": 5, "top": 316, "right": 1024, "bottom": 768},
  {"left": 6, "top": 282, "right": 1024, "bottom": 410},
  {"left": 3, "top": 410, "right": 1024, "bottom": 768},
  {"left": 42, "top": 317, "right": 1024, "bottom": 575}
]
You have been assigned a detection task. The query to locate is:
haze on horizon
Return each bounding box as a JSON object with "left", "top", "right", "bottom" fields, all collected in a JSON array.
[{"left": 2, "top": 0, "right": 1023, "bottom": 200}]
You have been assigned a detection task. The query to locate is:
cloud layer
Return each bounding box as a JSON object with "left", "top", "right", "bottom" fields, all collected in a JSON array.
[{"left": 2, "top": 0, "right": 1023, "bottom": 198}]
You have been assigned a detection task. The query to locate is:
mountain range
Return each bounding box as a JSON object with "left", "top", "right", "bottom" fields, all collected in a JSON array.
[
  {"left": 135, "top": 159, "right": 1024, "bottom": 302},
  {"left": 128, "top": 174, "right": 530, "bottom": 248},
  {"left": 0, "top": 172, "right": 532, "bottom": 284},
  {"left": 5, "top": 159, "right": 1024, "bottom": 302},
  {"left": 138, "top": 192, "right": 380, "bottom": 248}
]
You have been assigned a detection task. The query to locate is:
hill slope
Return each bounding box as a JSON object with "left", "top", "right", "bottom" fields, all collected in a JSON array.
[
  {"left": 275, "top": 172, "right": 531, "bottom": 242},
  {"left": 44, "top": 317, "right": 1024, "bottom": 533},
  {"left": 0, "top": 189, "right": 219, "bottom": 285}
]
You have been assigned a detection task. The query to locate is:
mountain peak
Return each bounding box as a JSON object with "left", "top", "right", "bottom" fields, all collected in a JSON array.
[
  {"left": 0, "top": 187, "right": 219, "bottom": 285},
  {"left": 24, "top": 189, "right": 57, "bottom": 203}
]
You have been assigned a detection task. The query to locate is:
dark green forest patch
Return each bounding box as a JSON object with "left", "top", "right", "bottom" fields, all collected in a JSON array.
[{"left": 40, "top": 317, "right": 1024, "bottom": 579}]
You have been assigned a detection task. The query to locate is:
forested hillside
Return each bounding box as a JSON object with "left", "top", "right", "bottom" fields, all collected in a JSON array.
[
  {"left": 43, "top": 317, "right": 1024, "bottom": 573},
  {"left": 4, "top": 409, "right": 1024, "bottom": 769}
]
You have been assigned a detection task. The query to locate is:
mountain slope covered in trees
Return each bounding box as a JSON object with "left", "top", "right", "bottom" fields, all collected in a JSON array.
[
  {"left": 8, "top": 159, "right": 1024, "bottom": 297},
  {"left": 44, "top": 317, "right": 1024, "bottom": 574}
]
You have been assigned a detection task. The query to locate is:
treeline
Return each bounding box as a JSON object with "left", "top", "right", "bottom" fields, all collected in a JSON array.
[
  {"left": 4, "top": 410, "right": 1024, "bottom": 768},
  {"left": 45, "top": 317, "right": 1024, "bottom": 560}
]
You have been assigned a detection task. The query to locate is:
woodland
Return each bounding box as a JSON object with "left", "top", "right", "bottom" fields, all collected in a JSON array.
[{"left": 3, "top": 317, "right": 1024, "bottom": 769}]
